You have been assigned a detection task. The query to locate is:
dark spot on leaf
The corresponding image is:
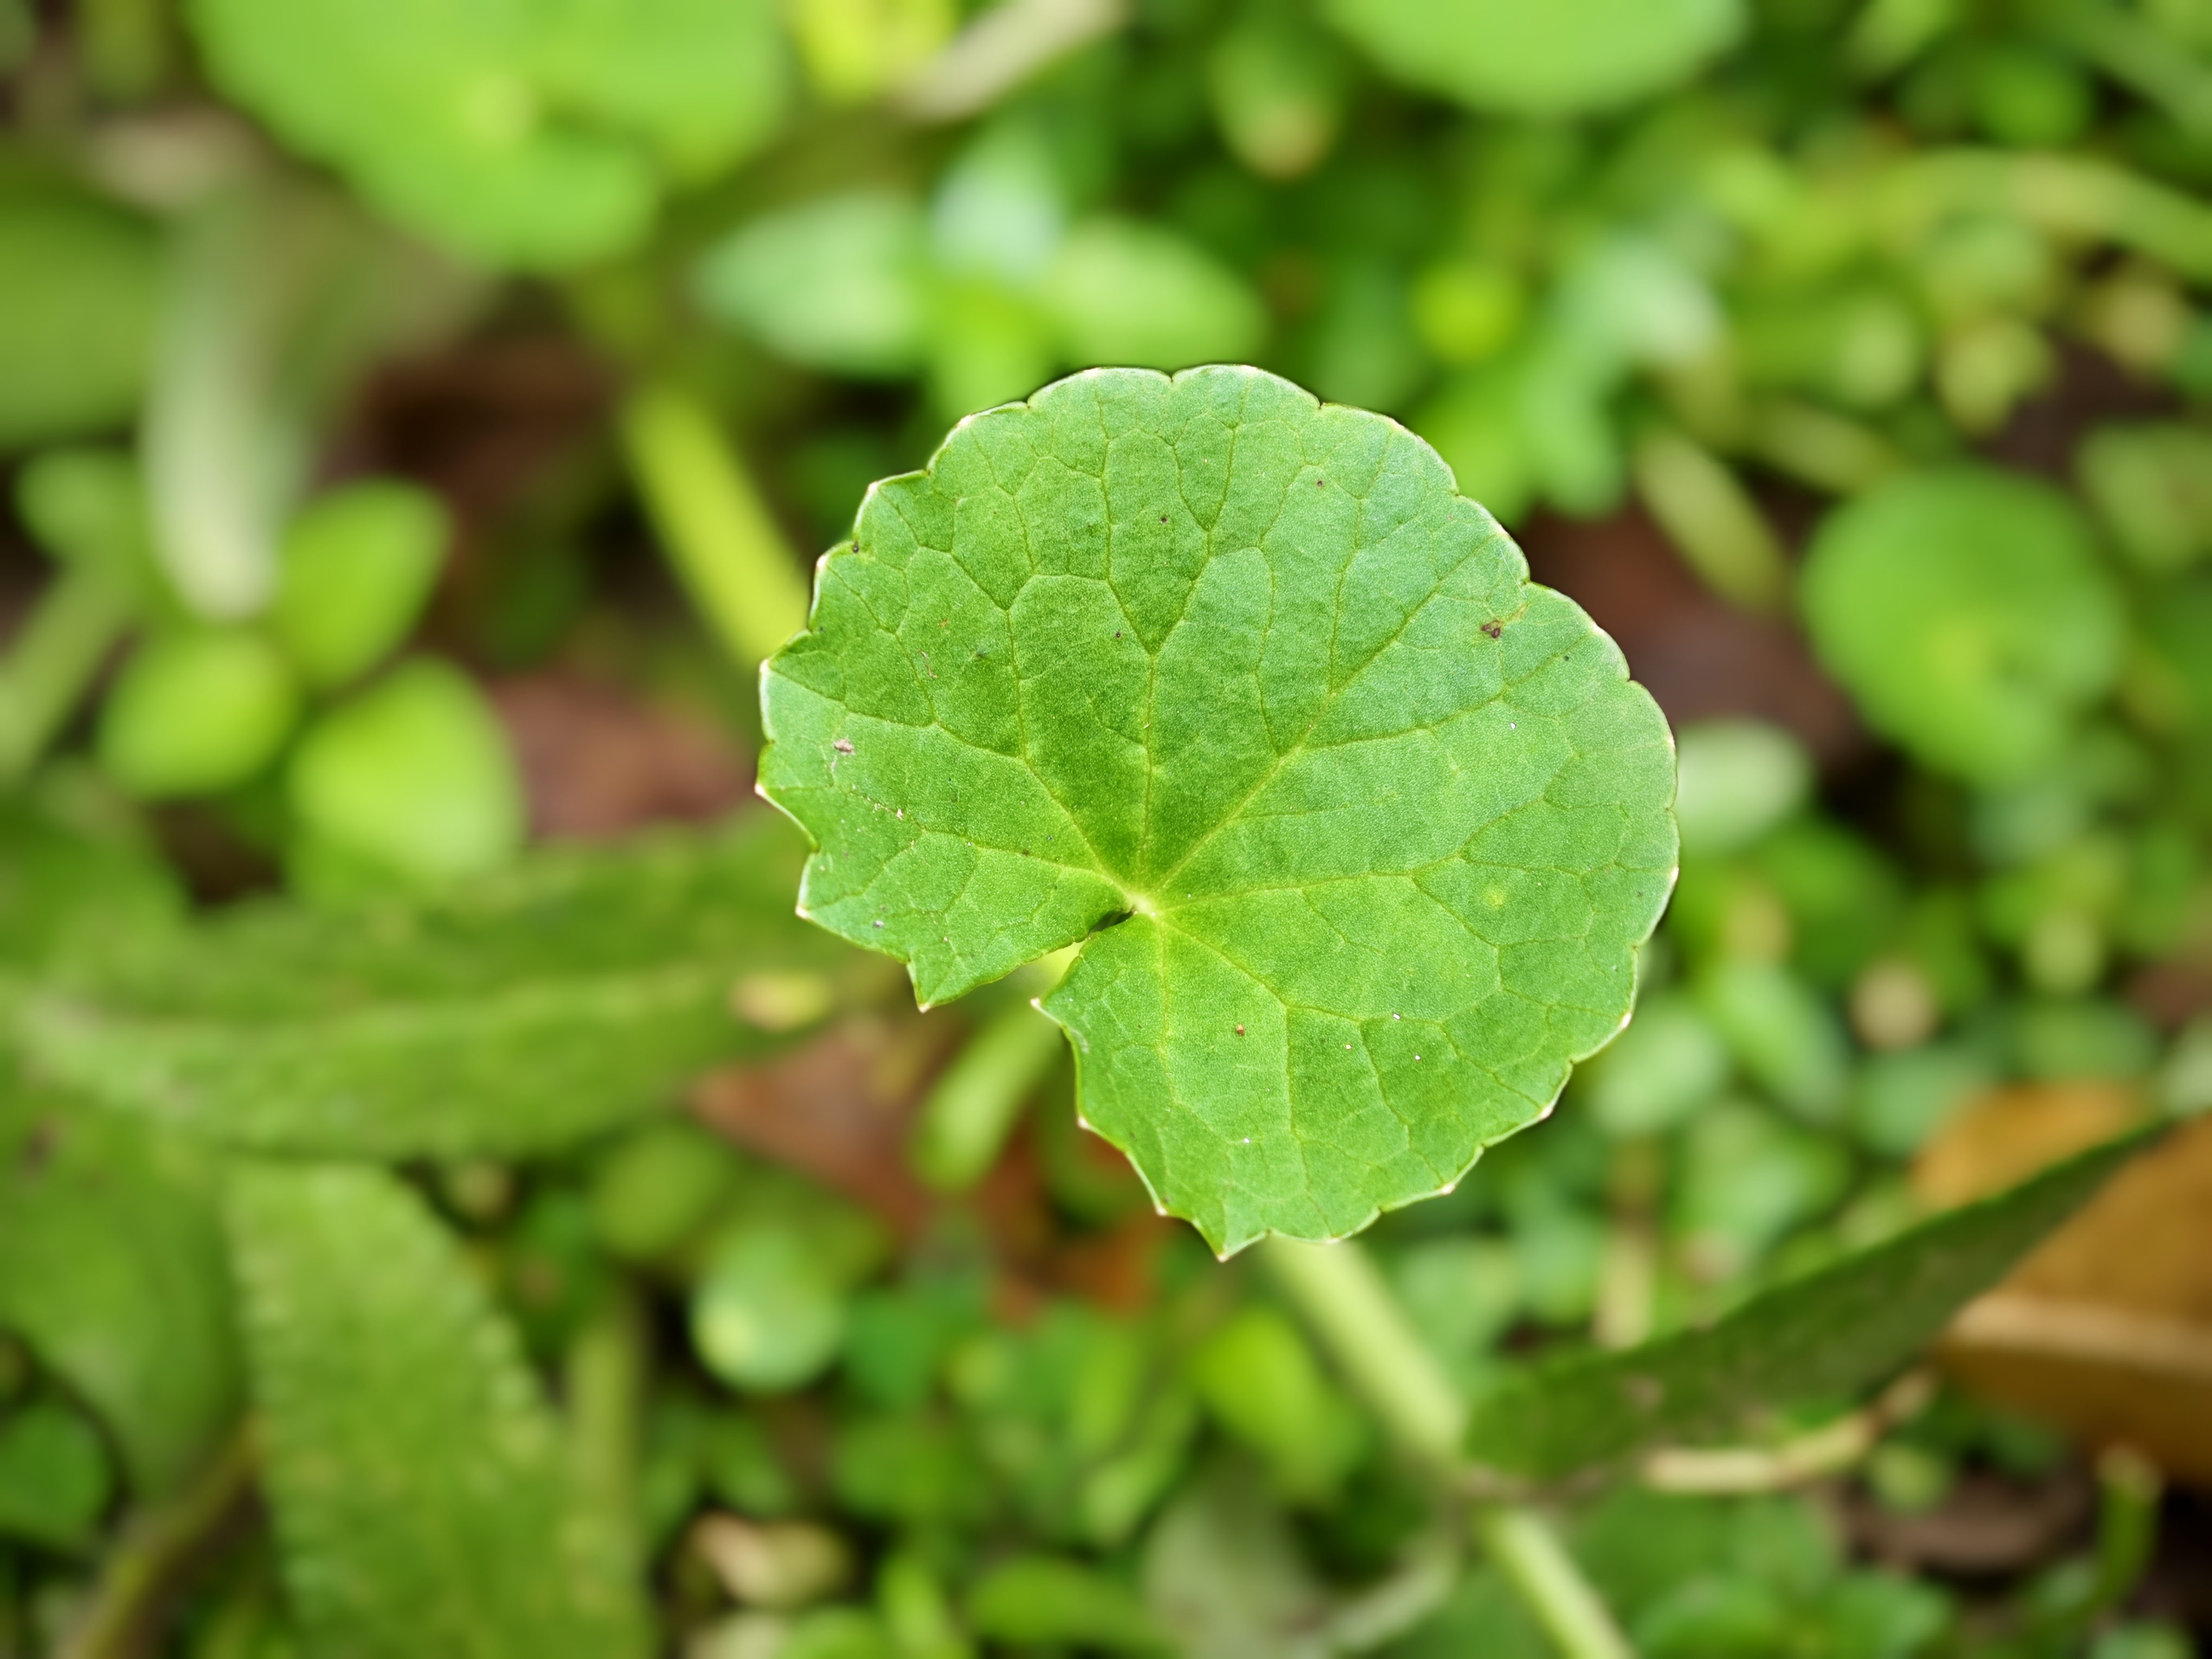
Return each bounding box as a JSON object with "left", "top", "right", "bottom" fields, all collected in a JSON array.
[
  {"left": 1159, "top": 514, "right": 1168, "bottom": 523},
  {"left": 1481, "top": 621, "right": 1502, "bottom": 640},
  {"left": 1234, "top": 1024, "right": 1245, "bottom": 1036},
  {"left": 1020, "top": 848, "right": 1031, "bottom": 855}
]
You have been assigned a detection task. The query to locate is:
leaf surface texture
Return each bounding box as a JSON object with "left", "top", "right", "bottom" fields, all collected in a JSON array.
[
  {"left": 226, "top": 1160, "right": 646, "bottom": 1658},
  {"left": 21, "top": 815, "right": 845, "bottom": 1158},
  {"left": 1462, "top": 1129, "right": 2150, "bottom": 1479},
  {"left": 760, "top": 366, "right": 1676, "bottom": 1251}
]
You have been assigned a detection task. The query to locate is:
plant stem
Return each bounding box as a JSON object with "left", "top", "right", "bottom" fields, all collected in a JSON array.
[
  {"left": 909, "top": 1003, "right": 1065, "bottom": 1191},
  {"left": 1261, "top": 1237, "right": 1463, "bottom": 1466},
  {"left": 1475, "top": 1504, "right": 1636, "bottom": 1659},
  {"left": 0, "top": 565, "right": 131, "bottom": 785},
  {"left": 2089, "top": 1444, "right": 2162, "bottom": 1615},
  {"left": 619, "top": 383, "right": 810, "bottom": 669},
  {"left": 566, "top": 1290, "right": 646, "bottom": 1590},
  {"left": 1262, "top": 1238, "right": 1638, "bottom": 1658},
  {"left": 57, "top": 1424, "right": 256, "bottom": 1659}
]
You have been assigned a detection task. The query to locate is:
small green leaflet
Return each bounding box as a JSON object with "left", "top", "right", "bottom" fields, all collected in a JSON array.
[
  {"left": 760, "top": 366, "right": 1676, "bottom": 1253},
  {"left": 187, "top": 0, "right": 788, "bottom": 269},
  {"left": 226, "top": 1160, "right": 647, "bottom": 1657},
  {"left": 1322, "top": 0, "right": 1744, "bottom": 117},
  {"left": 1801, "top": 467, "right": 2124, "bottom": 786},
  {"left": 0, "top": 1082, "right": 240, "bottom": 1499},
  {"left": 695, "top": 196, "right": 1268, "bottom": 399},
  {"left": 1462, "top": 1129, "right": 2151, "bottom": 1481},
  {"left": 20, "top": 815, "right": 850, "bottom": 1160}
]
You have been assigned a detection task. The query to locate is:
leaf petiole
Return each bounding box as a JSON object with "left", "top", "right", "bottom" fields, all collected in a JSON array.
[
  {"left": 621, "top": 382, "right": 809, "bottom": 670},
  {"left": 1262, "top": 1237, "right": 1637, "bottom": 1659}
]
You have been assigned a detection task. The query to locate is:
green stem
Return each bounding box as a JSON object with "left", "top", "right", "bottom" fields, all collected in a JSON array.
[
  {"left": 909, "top": 1004, "right": 1065, "bottom": 1192},
  {"left": 2088, "top": 1445, "right": 2162, "bottom": 1617},
  {"left": 1630, "top": 427, "right": 1788, "bottom": 616},
  {"left": 1262, "top": 1238, "right": 1637, "bottom": 1658},
  {"left": 0, "top": 565, "right": 131, "bottom": 785},
  {"left": 57, "top": 1424, "right": 256, "bottom": 1659},
  {"left": 1261, "top": 1237, "right": 1463, "bottom": 1465},
  {"left": 565, "top": 1290, "right": 646, "bottom": 1588},
  {"left": 619, "top": 383, "right": 811, "bottom": 668},
  {"left": 1475, "top": 1505, "right": 1636, "bottom": 1659}
]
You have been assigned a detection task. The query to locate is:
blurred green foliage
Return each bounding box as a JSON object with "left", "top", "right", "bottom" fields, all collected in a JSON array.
[{"left": 1, "top": 0, "right": 2210, "bottom": 1652}]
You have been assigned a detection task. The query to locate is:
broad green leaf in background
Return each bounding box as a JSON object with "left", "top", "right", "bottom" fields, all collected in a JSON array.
[
  {"left": 1462, "top": 1129, "right": 2151, "bottom": 1481},
  {"left": 1574, "top": 994, "right": 1729, "bottom": 1139},
  {"left": 1801, "top": 467, "right": 2125, "bottom": 785},
  {"left": 1040, "top": 218, "right": 1269, "bottom": 374},
  {"left": 1206, "top": 14, "right": 1346, "bottom": 182},
  {"left": 225, "top": 1159, "right": 647, "bottom": 1656},
  {"left": 0, "top": 185, "right": 160, "bottom": 451},
  {"left": 271, "top": 482, "right": 450, "bottom": 690},
  {"left": 285, "top": 658, "right": 525, "bottom": 890},
  {"left": 1187, "top": 1305, "right": 1366, "bottom": 1502},
  {"left": 95, "top": 629, "right": 302, "bottom": 800},
  {"left": 786, "top": 0, "right": 956, "bottom": 102},
  {"left": 0, "top": 1086, "right": 240, "bottom": 1499},
  {"left": 0, "top": 1400, "right": 113, "bottom": 1551},
  {"left": 18, "top": 815, "right": 854, "bottom": 1159},
  {"left": 1410, "top": 366, "right": 1538, "bottom": 528},
  {"left": 968, "top": 1554, "right": 1169, "bottom": 1654},
  {"left": 1669, "top": 719, "right": 1812, "bottom": 857},
  {"left": 695, "top": 192, "right": 933, "bottom": 379},
  {"left": 2074, "top": 422, "right": 2212, "bottom": 574},
  {"left": 696, "top": 197, "right": 1269, "bottom": 394},
  {"left": 758, "top": 365, "right": 1676, "bottom": 1253},
  {"left": 1322, "top": 0, "right": 1745, "bottom": 117},
  {"left": 187, "top": 0, "right": 789, "bottom": 268},
  {"left": 0, "top": 799, "right": 182, "bottom": 984}
]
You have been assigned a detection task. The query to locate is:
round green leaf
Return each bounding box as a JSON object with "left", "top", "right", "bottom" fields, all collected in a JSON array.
[
  {"left": 695, "top": 192, "right": 931, "bottom": 378},
  {"left": 1041, "top": 218, "right": 1268, "bottom": 374},
  {"left": 188, "top": 0, "right": 789, "bottom": 269},
  {"left": 273, "top": 482, "right": 449, "bottom": 690},
  {"left": 1671, "top": 719, "right": 1811, "bottom": 857},
  {"left": 1322, "top": 0, "right": 1745, "bottom": 117},
  {"left": 287, "top": 659, "right": 524, "bottom": 885},
  {"left": 759, "top": 366, "right": 1676, "bottom": 1253},
  {"left": 1577, "top": 994, "right": 1728, "bottom": 1139},
  {"left": 691, "top": 1226, "right": 848, "bottom": 1392},
  {"left": 0, "top": 1400, "right": 114, "bottom": 1549},
  {"left": 98, "top": 631, "right": 301, "bottom": 799},
  {"left": 1801, "top": 467, "right": 2124, "bottom": 786}
]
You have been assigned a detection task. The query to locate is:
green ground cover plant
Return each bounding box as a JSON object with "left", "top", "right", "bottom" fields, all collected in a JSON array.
[{"left": 1, "top": 0, "right": 2211, "bottom": 1655}]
